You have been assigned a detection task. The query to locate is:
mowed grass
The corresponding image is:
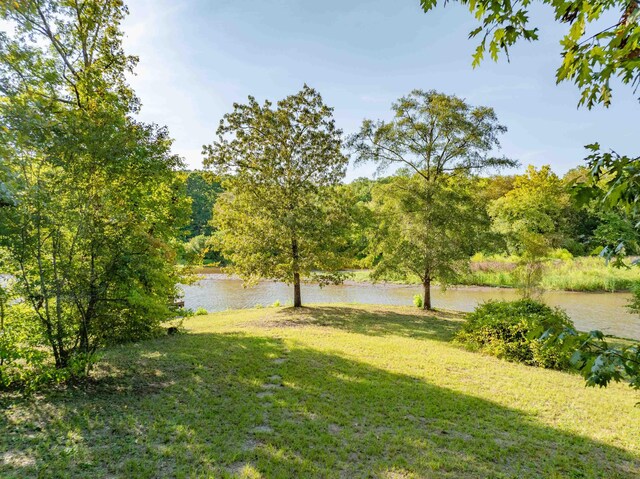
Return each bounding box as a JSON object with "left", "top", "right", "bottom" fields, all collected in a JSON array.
[{"left": 2, "top": 305, "right": 640, "bottom": 478}]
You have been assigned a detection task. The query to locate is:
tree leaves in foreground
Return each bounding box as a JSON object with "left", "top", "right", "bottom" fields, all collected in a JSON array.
[
  {"left": 419, "top": 0, "right": 640, "bottom": 108},
  {"left": 348, "top": 90, "right": 516, "bottom": 309},
  {"left": 542, "top": 145, "right": 640, "bottom": 395},
  {"left": 203, "top": 85, "right": 351, "bottom": 307},
  {"left": 0, "top": 0, "right": 189, "bottom": 386}
]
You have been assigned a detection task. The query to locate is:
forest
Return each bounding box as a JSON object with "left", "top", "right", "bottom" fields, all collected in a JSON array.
[{"left": 1, "top": 0, "right": 639, "bottom": 477}]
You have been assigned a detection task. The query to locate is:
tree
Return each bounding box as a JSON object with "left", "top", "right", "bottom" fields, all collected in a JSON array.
[
  {"left": 369, "top": 173, "right": 487, "bottom": 309},
  {"left": 184, "top": 171, "right": 223, "bottom": 238},
  {"left": 0, "top": 0, "right": 189, "bottom": 379},
  {"left": 348, "top": 90, "right": 516, "bottom": 309},
  {"left": 418, "top": 0, "right": 640, "bottom": 108},
  {"left": 489, "top": 165, "right": 573, "bottom": 296},
  {"left": 348, "top": 90, "right": 515, "bottom": 180},
  {"left": 203, "top": 85, "right": 350, "bottom": 308},
  {"left": 490, "top": 165, "right": 572, "bottom": 255}
]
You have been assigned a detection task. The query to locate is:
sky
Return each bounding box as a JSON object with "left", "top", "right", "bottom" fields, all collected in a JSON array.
[{"left": 121, "top": 0, "right": 638, "bottom": 181}]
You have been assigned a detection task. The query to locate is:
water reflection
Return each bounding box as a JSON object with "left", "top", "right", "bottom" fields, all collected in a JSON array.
[{"left": 180, "top": 275, "right": 639, "bottom": 339}]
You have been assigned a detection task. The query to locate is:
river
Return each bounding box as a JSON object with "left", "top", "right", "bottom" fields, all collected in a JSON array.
[{"left": 180, "top": 274, "right": 640, "bottom": 340}]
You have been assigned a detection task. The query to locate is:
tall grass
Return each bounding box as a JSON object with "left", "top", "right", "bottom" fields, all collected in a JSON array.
[
  {"left": 461, "top": 256, "right": 640, "bottom": 292},
  {"left": 351, "top": 254, "right": 640, "bottom": 292}
]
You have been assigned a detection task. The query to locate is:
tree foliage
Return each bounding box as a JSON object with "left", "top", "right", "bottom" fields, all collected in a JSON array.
[
  {"left": 369, "top": 174, "right": 488, "bottom": 309},
  {"left": 542, "top": 147, "right": 640, "bottom": 396},
  {"left": 184, "top": 171, "right": 222, "bottom": 239},
  {"left": 489, "top": 165, "right": 574, "bottom": 296},
  {"left": 349, "top": 90, "right": 515, "bottom": 308},
  {"left": 348, "top": 90, "right": 516, "bottom": 180},
  {"left": 203, "top": 85, "right": 351, "bottom": 307},
  {"left": 0, "top": 0, "right": 189, "bottom": 383},
  {"left": 419, "top": 0, "right": 640, "bottom": 107},
  {"left": 490, "top": 165, "right": 573, "bottom": 256}
]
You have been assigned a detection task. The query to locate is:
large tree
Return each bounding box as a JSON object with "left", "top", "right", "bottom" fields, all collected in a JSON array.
[
  {"left": 348, "top": 90, "right": 516, "bottom": 309},
  {"left": 0, "top": 0, "right": 189, "bottom": 377},
  {"left": 418, "top": 0, "right": 640, "bottom": 108},
  {"left": 203, "top": 85, "right": 350, "bottom": 308}
]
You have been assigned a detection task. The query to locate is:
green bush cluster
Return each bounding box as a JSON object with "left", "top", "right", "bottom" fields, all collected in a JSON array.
[
  {"left": 413, "top": 294, "right": 423, "bottom": 308},
  {"left": 456, "top": 299, "right": 574, "bottom": 369}
]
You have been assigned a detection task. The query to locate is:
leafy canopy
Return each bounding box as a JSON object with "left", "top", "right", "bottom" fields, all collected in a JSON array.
[
  {"left": 0, "top": 0, "right": 189, "bottom": 382},
  {"left": 348, "top": 89, "right": 516, "bottom": 181},
  {"left": 203, "top": 85, "right": 351, "bottom": 305},
  {"left": 489, "top": 165, "right": 573, "bottom": 257},
  {"left": 419, "top": 0, "right": 640, "bottom": 107}
]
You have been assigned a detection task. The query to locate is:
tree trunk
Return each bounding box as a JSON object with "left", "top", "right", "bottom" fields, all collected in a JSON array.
[
  {"left": 291, "top": 237, "right": 302, "bottom": 307},
  {"left": 423, "top": 277, "right": 432, "bottom": 310},
  {"left": 293, "top": 272, "right": 302, "bottom": 308}
]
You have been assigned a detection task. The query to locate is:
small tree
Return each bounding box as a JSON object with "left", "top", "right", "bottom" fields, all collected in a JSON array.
[
  {"left": 348, "top": 90, "right": 516, "bottom": 309},
  {"left": 0, "top": 0, "right": 189, "bottom": 377},
  {"left": 203, "top": 85, "right": 350, "bottom": 307},
  {"left": 489, "top": 165, "right": 572, "bottom": 296},
  {"left": 185, "top": 171, "right": 223, "bottom": 238}
]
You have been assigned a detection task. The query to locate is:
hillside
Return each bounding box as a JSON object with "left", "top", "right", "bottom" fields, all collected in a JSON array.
[{"left": 2, "top": 305, "right": 639, "bottom": 478}]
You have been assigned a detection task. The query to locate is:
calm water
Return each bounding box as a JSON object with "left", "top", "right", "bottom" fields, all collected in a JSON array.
[{"left": 181, "top": 274, "right": 639, "bottom": 339}]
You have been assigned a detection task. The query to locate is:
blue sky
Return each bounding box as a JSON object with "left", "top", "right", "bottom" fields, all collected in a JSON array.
[{"left": 122, "top": 0, "right": 638, "bottom": 181}]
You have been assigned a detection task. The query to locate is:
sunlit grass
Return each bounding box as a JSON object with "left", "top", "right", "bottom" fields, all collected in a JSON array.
[{"left": 2, "top": 304, "right": 639, "bottom": 478}]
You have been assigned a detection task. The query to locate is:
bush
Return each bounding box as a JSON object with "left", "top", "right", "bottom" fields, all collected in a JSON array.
[
  {"left": 271, "top": 300, "right": 281, "bottom": 308},
  {"left": 456, "top": 299, "right": 574, "bottom": 369},
  {"left": 413, "top": 294, "right": 423, "bottom": 308},
  {"left": 195, "top": 307, "right": 208, "bottom": 316}
]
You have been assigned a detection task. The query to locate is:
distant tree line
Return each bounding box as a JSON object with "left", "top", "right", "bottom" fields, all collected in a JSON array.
[{"left": 186, "top": 143, "right": 640, "bottom": 308}]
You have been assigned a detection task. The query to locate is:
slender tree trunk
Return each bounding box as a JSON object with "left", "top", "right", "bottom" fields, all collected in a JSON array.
[
  {"left": 293, "top": 272, "right": 302, "bottom": 308},
  {"left": 0, "top": 298, "right": 4, "bottom": 381},
  {"left": 291, "top": 237, "right": 302, "bottom": 307},
  {"left": 423, "top": 274, "right": 432, "bottom": 310}
]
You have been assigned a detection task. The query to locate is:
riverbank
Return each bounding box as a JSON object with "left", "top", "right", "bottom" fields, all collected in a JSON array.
[
  {"left": 346, "top": 256, "right": 640, "bottom": 292},
  {"left": 195, "top": 256, "right": 640, "bottom": 292},
  {"left": 181, "top": 274, "right": 639, "bottom": 338},
  {"left": 2, "top": 305, "right": 638, "bottom": 478}
]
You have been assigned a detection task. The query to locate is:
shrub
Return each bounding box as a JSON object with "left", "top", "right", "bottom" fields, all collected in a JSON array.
[
  {"left": 413, "top": 294, "right": 423, "bottom": 308},
  {"left": 195, "top": 307, "right": 208, "bottom": 316},
  {"left": 271, "top": 300, "right": 281, "bottom": 308},
  {"left": 549, "top": 248, "right": 573, "bottom": 261},
  {"left": 456, "top": 299, "right": 574, "bottom": 369}
]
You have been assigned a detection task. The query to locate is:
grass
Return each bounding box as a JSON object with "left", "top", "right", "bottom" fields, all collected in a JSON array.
[
  {"left": 461, "top": 257, "right": 640, "bottom": 292},
  {"left": 2, "top": 304, "right": 639, "bottom": 478},
  {"left": 349, "top": 256, "right": 640, "bottom": 292}
]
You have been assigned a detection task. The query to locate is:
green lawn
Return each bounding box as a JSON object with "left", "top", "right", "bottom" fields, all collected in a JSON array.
[{"left": 2, "top": 305, "right": 639, "bottom": 478}]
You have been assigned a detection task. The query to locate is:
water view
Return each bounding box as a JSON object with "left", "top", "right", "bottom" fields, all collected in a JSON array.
[{"left": 181, "top": 274, "right": 639, "bottom": 340}]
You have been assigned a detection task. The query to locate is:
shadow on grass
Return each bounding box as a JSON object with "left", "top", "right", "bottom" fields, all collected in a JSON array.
[
  {"left": 270, "top": 305, "right": 463, "bottom": 341},
  {"left": 1, "top": 331, "right": 638, "bottom": 478}
]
